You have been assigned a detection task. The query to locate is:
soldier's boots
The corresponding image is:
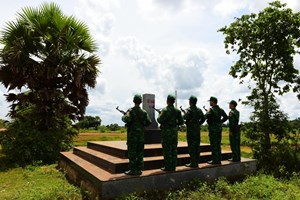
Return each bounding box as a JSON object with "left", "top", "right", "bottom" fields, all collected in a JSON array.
[
  {"left": 228, "top": 158, "right": 240, "bottom": 162},
  {"left": 135, "top": 170, "right": 142, "bottom": 175},
  {"left": 161, "top": 167, "right": 175, "bottom": 172},
  {"left": 185, "top": 163, "right": 198, "bottom": 168},
  {"left": 124, "top": 170, "right": 142, "bottom": 175},
  {"left": 207, "top": 160, "right": 221, "bottom": 165}
]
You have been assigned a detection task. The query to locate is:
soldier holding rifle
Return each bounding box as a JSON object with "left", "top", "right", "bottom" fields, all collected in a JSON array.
[
  {"left": 228, "top": 100, "right": 240, "bottom": 162},
  {"left": 157, "top": 94, "right": 184, "bottom": 171},
  {"left": 181, "top": 96, "right": 205, "bottom": 168},
  {"left": 118, "top": 94, "right": 151, "bottom": 175},
  {"left": 205, "top": 96, "right": 228, "bottom": 165},
  {"left": 151, "top": 106, "right": 161, "bottom": 114}
]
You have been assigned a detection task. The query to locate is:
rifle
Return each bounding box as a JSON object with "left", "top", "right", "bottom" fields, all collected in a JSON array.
[
  {"left": 179, "top": 106, "right": 186, "bottom": 114},
  {"left": 150, "top": 106, "right": 161, "bottom": 114},
  {"left": 116, "top": 106, "right": 126, "bottom": 115},
  {"left": 203, "top": 106, "right": 208, "bottom": 112}
]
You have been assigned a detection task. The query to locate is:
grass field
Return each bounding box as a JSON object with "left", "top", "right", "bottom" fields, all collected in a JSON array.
[
  {"left": 0, "top": 165, "right": 82, "bottom": 200},
  {"left": 0, "top": 130, "right": 255, "bottom": 199}
]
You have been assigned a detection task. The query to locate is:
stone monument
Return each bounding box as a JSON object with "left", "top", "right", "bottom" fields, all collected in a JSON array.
[{"left": 142, "top": 93, "right": 161, "bottom": 144}]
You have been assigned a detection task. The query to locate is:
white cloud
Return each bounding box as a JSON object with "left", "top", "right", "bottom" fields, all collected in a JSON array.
[
  {"left": 248, "top": 0, "right": 300, "bottom": 13},
  {"left": 116, "top": 36, "right": 163, "bottom": 82},
  {"left": 75, "top": 0, "right": 119, "bottom": 56},
  {"left": 172, "top": 50, "right": 207, "bottom": 91},
  {"left": 213, "top": 0, "right": 300, "bottom": 19},
  {"left": 115, "top": 36, "right": 208, "bottom": 101},
  {"left": 136, "top": 0, "right": 204, "bottom": 21},
  {"left": 1, "top": 0, "right": 300, "bottom": 125},
  {"left": 153, "top": 0, "right": 185, "bottom": 11},
  {"left": 213, "top": 0, "right": 247, "bottom": 18}
]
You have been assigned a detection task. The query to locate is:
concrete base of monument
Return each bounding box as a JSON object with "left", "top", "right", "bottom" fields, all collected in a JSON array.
[
  {"left": 60, "top": 155, "right": 256, "bottom": 199},
  {"left": 59, "top": 141, "right": 257, "bottom": 199},
  {"left": 144, "top": 129, "right": 161, "bottom": 144}
]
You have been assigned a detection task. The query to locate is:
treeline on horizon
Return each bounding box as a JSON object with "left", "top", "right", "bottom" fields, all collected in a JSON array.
[{"left": 2, "top": 116, "right": 299, "bottom": 132}]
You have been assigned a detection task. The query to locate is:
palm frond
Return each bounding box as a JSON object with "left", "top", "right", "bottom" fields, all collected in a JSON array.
[{"left": 0, "top": 2, "right": 101, "bottom": 121}]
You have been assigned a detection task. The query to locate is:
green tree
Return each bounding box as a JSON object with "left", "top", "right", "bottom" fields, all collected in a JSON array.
[
  {"left": 107, "top": 123, "right": 121, "bottom": 131},
  {"left": 76, "top": 116, "right": 101, "bottom": 130},
  {"left": 219, "top": 1, "right": 300, "bottom": 151},
  {"left": 0, "top": 3, "right": 100, "bottom": 164}
]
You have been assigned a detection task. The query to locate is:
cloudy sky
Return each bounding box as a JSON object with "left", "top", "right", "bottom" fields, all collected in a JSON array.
[{"left": 0, "top": 0, "right": 299, "bottom": 125}]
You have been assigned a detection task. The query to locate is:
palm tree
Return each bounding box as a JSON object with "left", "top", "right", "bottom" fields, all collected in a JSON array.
[
  {"left": 0, "top": 2, "right": 100, "bottom": 164},
  {"left": 0, "top": 2, "right": 100, "bottom": 124}
]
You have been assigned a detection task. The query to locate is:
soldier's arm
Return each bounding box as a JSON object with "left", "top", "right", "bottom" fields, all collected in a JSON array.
[
  {"left": 121, "top": 109, "right": 132, "bottom": 123},
  {"left": 204, "top": 108, "right": 212, "bottom": 119},
  {"left": 157, "top": 109, "right": 165, "bottom": 124},
  {"left": 220, "top": 109, "right": 228, "bottom": 123},
  {"left": 228, "top": 111, "right": 234, "bottom": 133},
  {"left": 144, "top": 111, "right": 152, "bottom": 127},
  {"left": 177, "top": 110, "right": 184, "bottom": 125},
  {"left": 229, "top": 111, "right": 237, "bottom": 124},
  {"left": 183, "top": 108, "right": 190, "bottom": 123},
  {"left": 199, "top": 109, "right": 206, "bottom": 125},
  {"left": 236, "top": 110, "right": 240, "bottom": 124}
]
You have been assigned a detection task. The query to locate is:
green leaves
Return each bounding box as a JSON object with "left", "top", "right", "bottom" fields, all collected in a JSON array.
[
  {"left": 0, "top": 2, "right": 100, "bottom": 121},
  {"left": 219, "top": 0, "right": 300, "bottom": 105},
  {"left": 0, "top": 2, "right": 101, "bottom": 164},
  {"left": 219, "top": 1, "right": 300, "bottom": 100},
  {"left": 219, "top": 0, "right": 300, "bottom": 153}
]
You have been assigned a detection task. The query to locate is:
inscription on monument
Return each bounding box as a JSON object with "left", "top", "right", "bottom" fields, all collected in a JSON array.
[{"left": 143, "top": 94, "right": 159, "bottom": 129}]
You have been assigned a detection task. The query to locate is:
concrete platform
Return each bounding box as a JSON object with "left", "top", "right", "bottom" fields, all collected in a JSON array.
[
  {"left": 73, "top": 141, "right": 231, "bottom": 173},
  {"left": 73, "top": 146, "right": 232, "bottom": 173},
  {"left": 59, "top": 141, "right": 256, "bottom": 199},
  {"left": 59, "top": 152, "right": 257, "bottom": 199},
  {"left": 87, "top": 141, "right": 211, "bottom": 158}
]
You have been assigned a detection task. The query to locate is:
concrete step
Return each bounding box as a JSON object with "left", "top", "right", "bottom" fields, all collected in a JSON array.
[
  {"left": 87, "top": 141, "right": 211, "bottom": 158},
  {"left": 59, "top": 151, "right": 257, "bottom": 199},
  {"left": 73, "top": 146, "right": 232, "bottom": 174}
]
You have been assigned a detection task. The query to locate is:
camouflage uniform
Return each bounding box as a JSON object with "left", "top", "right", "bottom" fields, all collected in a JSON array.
[
  {"left": 183, "top": 96, "right": 205, "bottom": 167},
  {"left": 122, "top": 95, "right": 151, "bottom": 175},
  {"left": 157, "top": 95, "right": 184, "bottom": 171},
  {"left": 228, "top": 100, "right": 240, "bottom": 162},
  {"left": 205, "top": 97, "right": 228, "bottom": 164}
]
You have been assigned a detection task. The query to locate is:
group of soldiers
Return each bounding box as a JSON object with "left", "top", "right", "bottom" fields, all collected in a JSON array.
[{"left": 121, "top": 94, "right": 240, "bottom": 175}]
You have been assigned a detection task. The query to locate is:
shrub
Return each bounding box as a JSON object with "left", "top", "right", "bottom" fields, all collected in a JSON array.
[
  {"left": 98, "top": 125, "right": 108, "bottom": 133},
  {"left": 260, "top": 139, "right": 300, "bottom": 178},
  {"left": 241, "top": 119, "right": 300, "bottom": 178},
  {"left": 0, "top": 105, "right": 77, "bottom": 165}
]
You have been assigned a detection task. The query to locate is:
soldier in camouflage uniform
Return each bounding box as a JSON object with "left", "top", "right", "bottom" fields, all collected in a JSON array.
[
  {"left": 205, "top": 97, "right": 228, "bottom": 164},
  {"left": 122, "top": 94, "right": 151, "bottom": 175},
  {"left": 228, "top": 100, "right": 241, "bottom": 162},
  {"left": 157, "top": 94, "right": 184, "bottom": 171},
  {"left": 183, "top": 96, "right": 205, "bottom": 168}
]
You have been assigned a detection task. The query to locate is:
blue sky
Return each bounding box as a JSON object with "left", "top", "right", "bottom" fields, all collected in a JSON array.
[{"left": 0, "top": 0, "right": 299, "bottom": 125}]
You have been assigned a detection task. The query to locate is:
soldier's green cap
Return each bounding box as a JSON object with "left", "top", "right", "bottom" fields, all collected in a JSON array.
[
  {"left": 208, "top": 96, "right": 218, "bottom": 103},
  {"left": 189, "top": 95, "right": 197, "bottom": 103},
  {"left": 229, "top": 100, "right": 237, "bottom": 107},
  {"left": 167, "top": 94, "right": 176, "bottom": 101},
  {"left": 133, "top": 94, "right": 142, "bottom": 103}
]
